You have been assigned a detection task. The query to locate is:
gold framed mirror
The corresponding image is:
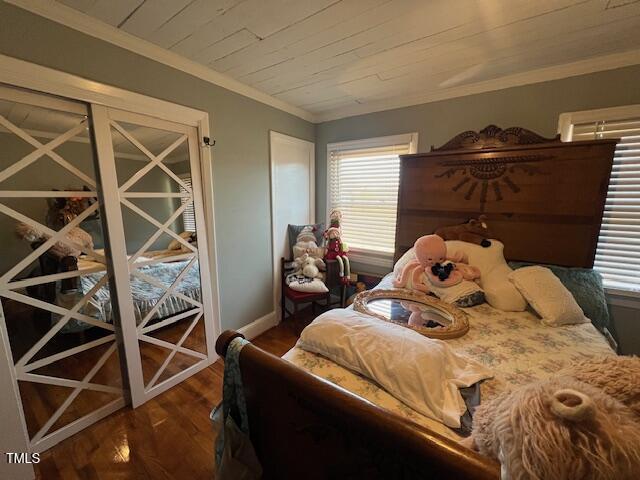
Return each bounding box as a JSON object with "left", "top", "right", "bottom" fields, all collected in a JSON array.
[{"left": 353, "top": 289, "right": 469, "bottom": 339}]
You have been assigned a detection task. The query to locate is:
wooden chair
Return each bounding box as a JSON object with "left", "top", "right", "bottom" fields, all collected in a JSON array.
[{"left": 280, "top": 257, "right": 331, "bottom": 322}]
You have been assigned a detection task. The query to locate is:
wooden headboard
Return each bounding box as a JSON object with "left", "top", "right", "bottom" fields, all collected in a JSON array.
[{"left": 394, "top": 125, "right": 617, "bottom": 268}]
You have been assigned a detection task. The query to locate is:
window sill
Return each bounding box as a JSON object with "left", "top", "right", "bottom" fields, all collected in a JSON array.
[
  {"left": 347, "top": 249, "right": 394, "bottom": 269},
  {"left": 605, "top": 287, "right": 640, "bottom": 309}
]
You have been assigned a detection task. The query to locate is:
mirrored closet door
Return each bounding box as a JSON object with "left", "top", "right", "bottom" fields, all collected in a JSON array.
[
  {"left": 0, "top": 86, "right": 125, "bottom": 452},
  {"left": 91, "top": 105, "right": 215, "bottom": 408},
  {"left": 0, "top": 84, "right": 216, "bottom": 451}
]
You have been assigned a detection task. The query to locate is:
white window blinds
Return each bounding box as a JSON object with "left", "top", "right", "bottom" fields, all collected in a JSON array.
[
  {"left": 178, "top": 174, "right": 196, "bottom": 232},
  {"left": 328, "top": 141, "right": 412, "bottom": 258},
  {"left": 571, "top": 116, "right": 640, "bottom": 292}
]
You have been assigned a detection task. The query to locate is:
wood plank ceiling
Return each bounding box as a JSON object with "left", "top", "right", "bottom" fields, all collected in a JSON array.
[{"left": 55, "top": 0, "right": 640, "bottom": 120}]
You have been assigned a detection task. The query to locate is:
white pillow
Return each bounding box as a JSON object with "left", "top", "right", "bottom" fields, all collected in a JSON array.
[
  {"left": 446, "top": 240, "right": 527, "bottom": 312},
  {"left": 286, "top": 274, "right": 328, "bottom": 293},
  {"left": 508, "top": 266, "right": 588, "bottom": 326},
  {"left": 429, "top": 279, "right": 484, "bottom": 306},
  {"left": 393, "top": 247, "right": 416, "bottom": 278},
  {"left": 298, "top": 309, "right": 492, "bottom": 428}
]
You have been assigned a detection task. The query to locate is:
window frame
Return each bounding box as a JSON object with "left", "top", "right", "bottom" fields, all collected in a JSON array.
[
  {"left": 558, "top": 104, "right": 640, "bottom": 299},
  {"left": 326, "top": 133, "right": 418, "bottom": 268},
  {"left": 178, "top": 172, "right": 197, "bottom": 232}
]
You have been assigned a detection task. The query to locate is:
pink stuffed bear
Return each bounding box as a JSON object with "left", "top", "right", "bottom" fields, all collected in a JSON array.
[{"left": 393, "top": 234, "right": 479, "bottom": 293}]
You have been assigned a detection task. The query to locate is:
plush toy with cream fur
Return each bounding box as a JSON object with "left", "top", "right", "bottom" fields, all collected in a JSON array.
[
  {"left": 469, "top": 356, "right": 640, "bottom": 480},
  {"left": 291, "top": 226, "right": 326, "bottom": 280},
  {"left": 560, "top": 355, "right": 640, "bottom": 417},
  {"left": 293, "top": 252, "right": 325, "bottom": 280}
]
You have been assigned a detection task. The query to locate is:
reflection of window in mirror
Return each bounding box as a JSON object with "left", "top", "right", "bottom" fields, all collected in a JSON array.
[{"left": 178, "top": 173, "right": 196, "bottom": 232}]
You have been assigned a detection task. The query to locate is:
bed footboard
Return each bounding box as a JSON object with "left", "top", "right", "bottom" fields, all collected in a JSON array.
[{"left": 216, "top": 330, "right": 499, "bottom": 480}]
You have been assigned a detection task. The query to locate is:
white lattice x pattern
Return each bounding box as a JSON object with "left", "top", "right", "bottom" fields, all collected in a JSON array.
[{"left": 0, "top": 87, "right": 125, "bottom": 452}]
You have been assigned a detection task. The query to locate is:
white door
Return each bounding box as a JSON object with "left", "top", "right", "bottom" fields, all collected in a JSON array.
[
  {"left": 91, "top": 105, "right": 217, "bottom": 407},
  {"left": 270, "top": 131, "right": 315, "bottom": 318}
]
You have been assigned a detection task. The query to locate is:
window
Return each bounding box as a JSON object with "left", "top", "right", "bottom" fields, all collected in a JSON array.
[
  {"left": 327, "top": 133, "right": 418, "bottom": 267},
  {"left": 178, "top": 173, "right": 196, "bottom": 232},
  {"left": 560, "top": 105, "right": 640, "bottom": 293}
]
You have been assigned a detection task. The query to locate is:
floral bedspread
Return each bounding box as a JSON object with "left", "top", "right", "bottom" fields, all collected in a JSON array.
[{"left": 282, "top": 273, "right": 614, "bottom": 441}]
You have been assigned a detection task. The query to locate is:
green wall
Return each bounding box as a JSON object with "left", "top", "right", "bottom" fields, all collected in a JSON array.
[
  {"left": 0, "top": 132, "right": 184, "bottom": 277},
  {"left": 315, "top": 64, "right": 640, "bottom": 222},
  {"left": 0, "top": 3, "right": 315, "bottom": 332},
  {"left": 315, "top": 66, "right": 640, "bottom": 355},
  {"left": 0, "top": 3, "right": 637, "bottom": 352}
]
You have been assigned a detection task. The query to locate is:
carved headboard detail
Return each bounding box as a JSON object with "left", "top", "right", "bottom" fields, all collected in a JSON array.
[
  {"left": 430, "top": 125, "right": 559, "bottom": 151},
  {"left": 395, "top": 126, "right": 617, "bottom": 268}
]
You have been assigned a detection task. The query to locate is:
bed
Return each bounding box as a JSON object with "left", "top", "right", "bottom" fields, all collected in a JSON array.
[
  {"left": 215, "top": 125, "right": 618, "bottom": 479},
  {"left": 79, "top": 257, "right": 201, "bottom": 325},
  {"left": 51, "top": 248, "right": 201, "bottom": 331},
  {"left": 283, "top": 273, "right": 614, "bottom": 443}
]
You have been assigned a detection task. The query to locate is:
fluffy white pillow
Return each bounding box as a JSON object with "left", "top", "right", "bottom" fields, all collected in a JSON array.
[
  {"left": 286, "top": 274, "right": 328, "bottom": 293},
  {"left": 508, "top": 266, "right": 588, "bottom": 326},
  {"left": 446, "top": 240, "right": 527, "bottom": 312},
  {"left": 298, "top": 309, "right": 492, "bottom": 427},
  {"left": 429, "top": 280, "right": 484, "bottom": 306}
]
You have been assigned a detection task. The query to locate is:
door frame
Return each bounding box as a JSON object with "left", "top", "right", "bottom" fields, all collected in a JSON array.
[
  {"left": 269, "top": 131, "right": 315, "bottom": 321},
  {"left": 0, "top": 55, "right": 222, "bottom": 443}
]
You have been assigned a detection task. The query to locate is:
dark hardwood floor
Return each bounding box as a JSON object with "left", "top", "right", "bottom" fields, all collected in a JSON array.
[{"left": 33, "top": 314, "right": 311, "bottom": 479}]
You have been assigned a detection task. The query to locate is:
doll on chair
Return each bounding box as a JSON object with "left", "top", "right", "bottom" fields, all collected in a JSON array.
[{"left": 324, "top": 209, "right": 350, "bottom": 285}]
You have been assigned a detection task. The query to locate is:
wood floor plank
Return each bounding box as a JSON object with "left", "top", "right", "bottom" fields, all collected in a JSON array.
[{"left": 33, "top": 318, "right": 308, "bottom": 479}]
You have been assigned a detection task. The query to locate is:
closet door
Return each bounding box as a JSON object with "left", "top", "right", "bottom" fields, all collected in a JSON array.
[
  {"left": 91, "top": 105, "right": 215, "bottom": 407},
  {"left": 0, "top": 86, "right": 124, "bottom": 452}
]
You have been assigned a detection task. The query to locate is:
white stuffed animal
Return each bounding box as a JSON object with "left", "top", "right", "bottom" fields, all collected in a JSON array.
[
  {"left": 292, "top": 225, "right": 324, "bottom": 260},
  {"left": 293, "top": 253, "right": 325, "bottom": 280}
]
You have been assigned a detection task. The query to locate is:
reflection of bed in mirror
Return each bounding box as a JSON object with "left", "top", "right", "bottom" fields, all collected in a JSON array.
[
  {"left": 77, "top": 251, "right": 201, "bottom": 326},
  {"left": 13, "top": 188, "right": 201, "bottom": 333},
  {"left": 12, "top": 185, "right": 199, "bottom": 333},
  {"left": 0, "top": 85, "right": 213, "bottom": 453}
]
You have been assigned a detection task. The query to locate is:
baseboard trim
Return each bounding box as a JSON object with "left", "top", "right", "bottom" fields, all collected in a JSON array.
[{"left": 238, "top": 311, "right": 278, "bottom": 340}]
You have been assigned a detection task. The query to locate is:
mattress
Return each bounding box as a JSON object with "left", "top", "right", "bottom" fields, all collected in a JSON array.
[{"left": 283, "top": 273, "right": 615, "bottom": 442}]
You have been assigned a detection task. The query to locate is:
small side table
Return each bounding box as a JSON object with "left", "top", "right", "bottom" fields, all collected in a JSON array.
[{"left": 324, "top": 259, "right": 347, "bottom": 308}]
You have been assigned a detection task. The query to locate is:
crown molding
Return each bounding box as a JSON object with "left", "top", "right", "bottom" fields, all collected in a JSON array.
[
  {"left": 5, "top": 0, "right": 316, "bottom": 123},
  {"left": 6, "top": 1, "right": 640, "bottom": 125},
  {"left": 315, "top": 49, "right": 640, "bottom": 123}
]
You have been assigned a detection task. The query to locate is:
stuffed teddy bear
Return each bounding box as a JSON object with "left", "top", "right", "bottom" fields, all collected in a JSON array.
[
  {"left": 435, "top": 215, "right": 492, "bottom": 247},
  {"left": 560, "top": 355, "right": 640, "bottom": 417},
  {"left": 469, "top": 356, "right": 640, "bottom": 480},
  {"left": 293, "top": 252, "right": 325, "bottom": 280},
  {"left": 324, "top": 209, "right": 350, "bottom": 285},
  {"left": 292, "top": 226, "right": 326, "bottom": 280},
  {"left": 393, "top": 234, "right": 480, "bottom": 293}
]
